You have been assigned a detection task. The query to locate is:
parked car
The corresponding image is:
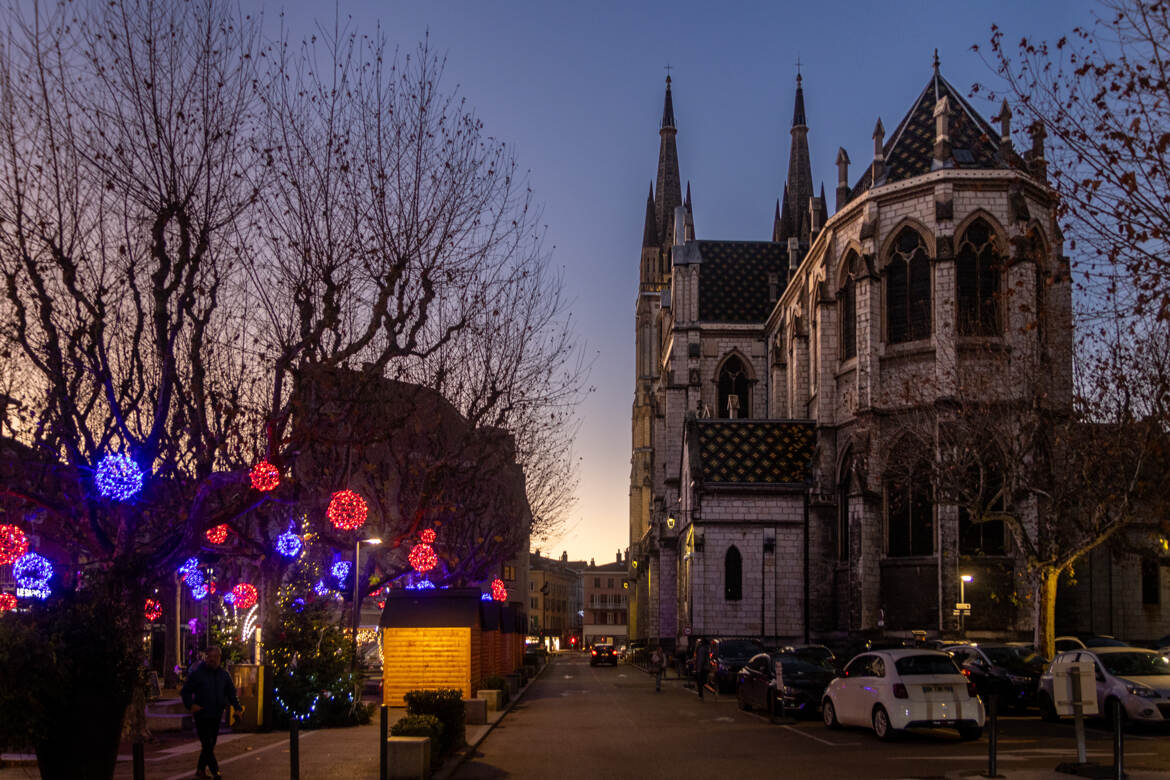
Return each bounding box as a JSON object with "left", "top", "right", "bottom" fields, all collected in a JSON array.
[
  {"left": 1079, "top": 635, "right": 1128, "bottom": 649},
  {"left": 1054, "top": 636, "right": 1087, "bottom": 653},
  {"left": 590, "top": 644, "right": 618, "bottom": 667},
  {"left": 737, "top": 651, "right": 836, "bottom": 716},
  {"left": 776, "top": 644, "right": 837, "bottom": 672},
  {"left": 822, "top": 649, "right": 984, "bottom": 741},
  {"left": 1038, "top": 647, "right": 1170, "bottom": 724},
  {"left": 944, "top": 643, "right": 1043, "bottom": 711},
  {"left": 708, "top": 638, "right": 766, "bottom": 693}
]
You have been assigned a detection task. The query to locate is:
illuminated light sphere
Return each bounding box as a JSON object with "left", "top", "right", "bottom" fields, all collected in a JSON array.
[
  {"left": 491, "top": 578, "right": 508, "bottom": 602},
  {"left": 188, "top": 618, "right": 201, "bottom": 633},
  {"left": 14, "top": 552, "right": 53, "bottom": 588},
  {"left": 177, "top": 557, "right": 200, "bottom": 576},
  {"left": 419, "top": 528, "right": 436, "bottom": 544},
  {"left": 144, "top": 598, "right": 163, "bottom": 621},
  {"left": 231, "top": 583, "right": 258, "bottom": 610},
  {"left": 184, "top": 570, "right": 204, "bottom": 590},
  {"left": 409, "top": 543, "right": 437, "bottom": 573},
  {"left": 276, "top": 531, "right": 303, "bottom": 559},
  {"left": 292, "top": 597, "right": 305, "bottom": 613},
  {"left": 327, "top": 490, "right": 367, "bottom": 531},
  {"left": 480, "top": 592, "right": 493, "bottom": 602},
  {"left": 249, "top": 460, "right": 280, "bottom": 492},
  {"left": 0, "top": 525, "right": 29, "bottom": 566},
  {"left": 95, "top": 453, "right": 144, "bottom": 501},
  {"left": 0, "top": 592, "right": 17, "bottom": 612},
  {"left": 191, "top": 584, "right": 209, "bottom": 601},
  {"left": 313, "top": 580, "right": 331, "bottom": 596},
  {"left": 205, "top": 524, "right": 230, "bottom": 544},
  {"left": 331, "top": 561, "right": 352, "bottom": 581},
  {"left": 223, "top": 591, "right": 235, "bottom": 605}
]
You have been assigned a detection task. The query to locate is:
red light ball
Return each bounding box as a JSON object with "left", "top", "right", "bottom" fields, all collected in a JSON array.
[
  {"left": 205, "top": 524, "right": 230, "bottom": 544},
  {"left": 0, "top": 593, "right": 16, "bottom": 613},
  {"left": 408, "top": 543, "right": 437, "bottom": 573},
  {"left": 249, "top": 460, "right": 280, "bottom": 492},
  {"left": 327, "top": 490, "right": 368, "bottom": 531},
  {"left": 144, "top": 598, "right": 163, "bottom": 621},
  {"left": 491, "top": 578, "right": 508, "bottom": 602},
  {"left": 0, "top": 525, "right": 29, "bottom": 566},
  {"left": 232, "top": 583, "right": 258, "bottom": 610},
  {"left": 419, "top": 528, "right": 436, "bottom": 544}
]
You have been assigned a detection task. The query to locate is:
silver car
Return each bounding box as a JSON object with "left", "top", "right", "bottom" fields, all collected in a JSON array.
[{"left": 1038, "top": 647, "right": 1170, "bottom": 723}]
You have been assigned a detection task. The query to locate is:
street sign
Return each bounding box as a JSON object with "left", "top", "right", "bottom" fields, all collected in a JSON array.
[
  {"left": 683, "top": 626, "right": 691, "bottom": 635},
  {"left": 954, "top": 602, "right": 971, "bottom": 610}
]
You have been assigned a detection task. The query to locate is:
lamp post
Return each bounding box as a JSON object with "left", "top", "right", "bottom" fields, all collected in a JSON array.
[
  {"left": 352, "top": 537, "right": 382, "bottom": 669},
  {"left": 960, "top": 574, "right": 973, "bottom": 637}
]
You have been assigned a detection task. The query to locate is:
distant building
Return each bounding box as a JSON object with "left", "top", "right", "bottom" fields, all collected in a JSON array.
[
  {"left": 582, "top": 552, "right": 629, "bottom": 648},
  {"left": 528, "top": 549, "right": 580, "bottom": 650}
]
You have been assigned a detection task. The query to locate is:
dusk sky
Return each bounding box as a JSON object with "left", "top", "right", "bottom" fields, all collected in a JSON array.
[{"left": 277, "top": 0, "right": 1098, "bottom": 564}]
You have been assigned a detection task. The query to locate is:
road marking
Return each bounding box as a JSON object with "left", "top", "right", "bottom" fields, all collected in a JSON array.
[
  {"left": 563, "top": 674, "right": 574, "bottom": 679},
  {"left": 159, "top": 730, "right": 316, "bottom": 780},
  {"left": 779, "top": 725, "right": 858, "bottom": 747},
  {"left": 713, "top": 716, "right": 735, "bottom": 722}
]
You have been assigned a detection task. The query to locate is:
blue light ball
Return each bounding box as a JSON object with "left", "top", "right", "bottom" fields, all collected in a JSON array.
[
  {"left": 184, "top": 570, "right": 204, "bottom": 590},
  {"left": 14, "top": 552, "right": 53, "bottom": 587},
  {"left": 95, "top": 453, "right": 145, "bottom": 501},
  {"left": 276, "top": 531, "right": 303, "bottom": 559},
  {"left": 191, "top": 584, "right": 209, "bottom": 601},
  {"left": 178, "top": 557, "right": 200, "bottom": 576},
  {"left": 331, "top": 561, "right": 352, "bottom": 581}
]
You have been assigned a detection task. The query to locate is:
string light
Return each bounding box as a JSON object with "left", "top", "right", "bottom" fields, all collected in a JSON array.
[
  {"left": 192, "top": 584, "right": 209, "bottom": 601},
  {"left": 14, "top": 553, "right": 52, "bottom": 599},
  {"left": 331, "top": 561, "right": 352, "bottom": 581},
  {"left": 95, "top": 453, "right": 145, "bottom": 501},
  {"left": 232, "top": 583, "right": 258, "bottom": 610},
  {"left": 144, "top": 598, "right": 163, "bottom": 621},
  {"left": 405, "top": 580, "right": 435, "bottom": 590},
  {"left": 184, "top": 570, "right": 205, "bottom": 589},
  {"left": 327, "top": 490, "right": 367, "bottom": 531},
  {"left": 223, "top": 591, "right": 235, "bottom": 605},
  {"left": 205, "top": 524, "right": 230, "bottom": 544},
  {"left": 480, "top": 592, "right": 493, "bottom": 601},
  {"left": 313, "top": 580, "right": 331, "bottom": 596},
  {"left": 178, "top": 557, "right": 200, "bottom": 576},
  {"left": 419, "top": 528, "right": 436, "bottom": 544},
  {"left": 249, "top": 460, "right": 280, "bottom": 492},
  {"left": 276, "top": 530, "right": 303, "bottom": 559},
  {"left": 491, "top": 578, "right": 508, "bottom": 602},
  {"left": 0, "top": 593, "right": 16, "bottom": 613},
  {"left": 0, "top": 525, "right": 29, "bottom": 566},
  {"left": 409, "top": 528, "right": 438, "bottom": 573}
]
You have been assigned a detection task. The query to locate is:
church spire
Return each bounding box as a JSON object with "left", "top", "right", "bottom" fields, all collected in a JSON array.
[
  {"left": 780, "top": 71, "right": 814, "bottom": 246},
  {"left": 654, "top": 75, "right": 683, "bottom": 246},
  {"left": 642, "top": 183, "right": 657, "bottom": 248}
]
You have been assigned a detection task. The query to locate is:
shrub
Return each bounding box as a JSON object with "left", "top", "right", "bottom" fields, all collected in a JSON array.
[
  {"left": 403, "top": 688, "right": 465, "bottom": 756},
  {"left": 480, "top": 676, "right": 509, "bottom": 704},
  {"left": 390, "top": 714, "right": 443, "bottom": 764}
]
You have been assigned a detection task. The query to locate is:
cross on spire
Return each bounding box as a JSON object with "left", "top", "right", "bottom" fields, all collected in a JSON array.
[
  {"left": 795, "top": 55, "right": 802, "bottom": 85},
  {"left": 664, "top": 63, "right": 673, "bottom": 84}
]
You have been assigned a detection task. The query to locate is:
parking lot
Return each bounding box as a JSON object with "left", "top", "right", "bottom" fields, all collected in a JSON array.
[{"left": 456, "top": 652, "right": 1170, "bottom": 779}]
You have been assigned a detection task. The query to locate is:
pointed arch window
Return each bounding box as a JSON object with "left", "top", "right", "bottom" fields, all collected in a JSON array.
[
  {"left": 837, "top": 456, "right": 853, "bottom": 562},
  {"left": 885, "top": 460, "right": 934, "bottom": 557},
  {"left": 724, "top": 546, "right": 743, "bottom": 601},
  {"left": 839, "top": 253, "right": 859, "bottom": 360},
  {"left": 1027, "top": 230, "right": 1049, "bottom": 354},
  {"left": 957, "top": 219, "right": 1002, "bottom": 336},
  {"left": 886, "top": 229, "right": 931, "bottom": 344},
  {"left": 717, "top": 355, "right": 750, "bottom": 419}
]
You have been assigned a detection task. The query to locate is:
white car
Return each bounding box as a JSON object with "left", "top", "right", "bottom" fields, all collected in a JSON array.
[
  {"left": 1038, "top": 647, "right": 1170, "bottom": 723},
  {"left": 822, "top": 649, "right": 985, "bottom": 740}
]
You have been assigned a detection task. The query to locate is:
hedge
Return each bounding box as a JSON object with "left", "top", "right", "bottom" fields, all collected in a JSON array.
[
  {"left": 403, "top": 688, "right": 465, "bottom": 757},
  {"left": 389, "top": 714, "right": 443, "bottom": 764}
]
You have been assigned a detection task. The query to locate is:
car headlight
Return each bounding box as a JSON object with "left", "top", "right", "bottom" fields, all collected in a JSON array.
[{"left": 1125, "top": 683, "right": 1159, "bottom": 698}]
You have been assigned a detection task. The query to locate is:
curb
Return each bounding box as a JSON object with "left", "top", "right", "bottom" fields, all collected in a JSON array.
[{"left": 432, "top": 660, "right": 550, "bottom": 780}]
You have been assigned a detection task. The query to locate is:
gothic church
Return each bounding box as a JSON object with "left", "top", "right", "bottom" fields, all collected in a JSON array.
[{"left": 628, "top": 58, "right": 1075, "bottom": 651}]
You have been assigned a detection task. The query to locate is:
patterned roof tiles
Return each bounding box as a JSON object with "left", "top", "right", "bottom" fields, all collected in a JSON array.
[
  {"left": 696, "top": 240, "right": 788, "bottom": 323},
  {"left": 695, "top": 419, "right": 814, "bottom": 485},
  {"left": 849, "top": 72, "right": 1001, "bottom": 202}
]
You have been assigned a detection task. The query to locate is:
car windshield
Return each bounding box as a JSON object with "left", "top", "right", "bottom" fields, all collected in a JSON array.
[
  {"left": 983, "top": 646, "right": 1041, "bottom": 669},
  {"left": 773, "top": 654, "right": 831, "bottom": 678},
  {"left": 718, "top": 640, "right": 762, "bottom": 658},
  {"left": 1098, "top": 652, "right": 1170, "bottom": 677},
  {"left": 894, "top": 654, "right": 961, "bottom": 676}
]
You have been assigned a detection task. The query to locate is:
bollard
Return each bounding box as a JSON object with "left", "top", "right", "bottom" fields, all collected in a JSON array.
[
  {"left": 1112, "top": 700, "right": 1124, "bottom": 780},
  {"left": 290, "top": 719, "right": 300, "bottom": 780},
  {"left": 380, "top": 705, "right": 389, "bottom": 780},
  {"left": 132, "top": 742, "right": 145, "bottom": 780},
  {"left": 985, "top": 694, "right": 1001, "bottom": 778}
]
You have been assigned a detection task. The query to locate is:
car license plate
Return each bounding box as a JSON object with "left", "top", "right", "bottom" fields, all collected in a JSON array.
[{"left": 922, "top": 685, "right": 947, "bottom": 693}]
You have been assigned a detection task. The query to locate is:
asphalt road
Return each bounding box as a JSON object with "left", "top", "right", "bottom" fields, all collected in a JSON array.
[{"left": 456, "top": 653, "right": 1170, "bottom": 780}]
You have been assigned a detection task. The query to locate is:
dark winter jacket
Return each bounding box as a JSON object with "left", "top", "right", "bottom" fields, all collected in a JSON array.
[{"left": 181, "top": 662, "right": 240, "bottom": 719}]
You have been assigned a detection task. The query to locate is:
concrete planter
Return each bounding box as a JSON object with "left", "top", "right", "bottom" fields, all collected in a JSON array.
[
  {"left": 463, "top": 697, "right": 488, "bottom": 725},
  {"left": 385, "top": 736, "right": 431, "bottom": 779},
  {"left": 504, "top": 673, "right": 521, "bottom": 695},
  {"left": 476, "top": 689, "right": 504, "bottom": 711}
]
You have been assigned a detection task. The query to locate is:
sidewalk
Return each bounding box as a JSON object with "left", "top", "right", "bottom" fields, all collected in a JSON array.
[{"left": 0, "top": 664, "right": 548, "bottom": 780}]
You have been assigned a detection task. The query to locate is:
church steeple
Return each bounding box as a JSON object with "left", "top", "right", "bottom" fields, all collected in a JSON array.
[
  {"left": 642, "top": 183, "right": 657, "bottom": 248},
  {"left": 654, "top": 75, "right": 683, "bottom": 246},
  {"left": 783, "top": 71, "right": 814, "bottom": 246}
]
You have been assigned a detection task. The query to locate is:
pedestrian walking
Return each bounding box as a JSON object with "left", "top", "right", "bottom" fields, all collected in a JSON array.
[
  {"left": 694, "top": 638, "right": 710, "bottom": 700},
  {"left": 180, "top": 647, "right": 242, "bottom": 780}
]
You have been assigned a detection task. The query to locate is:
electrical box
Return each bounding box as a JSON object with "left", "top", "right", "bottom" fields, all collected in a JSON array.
[{"left": 1052, "top": 660, "right": 1098, "bottom": 717}]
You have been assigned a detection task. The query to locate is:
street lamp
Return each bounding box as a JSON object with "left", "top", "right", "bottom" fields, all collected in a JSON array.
[
  {"left": 351, "top": 537, "right": 382, "bottom": 668},
  {"left": 959, "top": 574, "right": 973, "bottom": 637}
]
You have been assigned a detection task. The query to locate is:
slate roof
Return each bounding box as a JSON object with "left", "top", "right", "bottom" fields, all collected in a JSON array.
[
  {"left": 696, "top": 241, "right": 788, "bottom": 322},
  {"left": 694, "top": 419, "right": 815, "bottom": 485},
  {"left": 849, "top": 71, "right": 1001, "bottom": 202}
]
